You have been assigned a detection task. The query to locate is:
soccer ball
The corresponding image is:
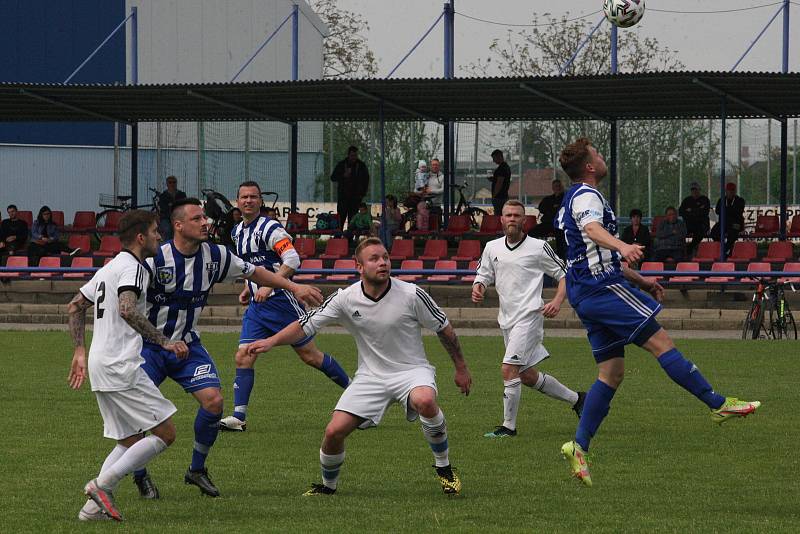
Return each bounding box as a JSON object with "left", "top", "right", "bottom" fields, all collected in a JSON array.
[{"left": 603, "top": 0, "right": 645, "bottom": 28}]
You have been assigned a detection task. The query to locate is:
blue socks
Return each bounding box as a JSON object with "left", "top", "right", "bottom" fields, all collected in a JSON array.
[
  {"left": 133, "top": 468, "right": 147, "bottom": 480},
  {"left": 233, "top": 368, "right": 255, "bottom": 421},
  {"left": 658, "top": 348, "right": 725, "bottom": 409},
  {"left": 575, "top": 380, "right": 617, "bottom": 452},
  {"left": 190, "top": 407, "right": 221, "bottom": 472},
  {"left": 319, "top": 353, "right": 350, "bottom": 388}
]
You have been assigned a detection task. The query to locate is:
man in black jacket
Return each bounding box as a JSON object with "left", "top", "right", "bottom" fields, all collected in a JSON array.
[
  {"left": 678, "top": 182, "right": 710, "bottom": 257},
  {"left": 710, "top": 182, "right": 745, "bottom": 256},
  {"left": 489, "top": 149, "right": 511, "bottom": 215},
  {"left": 530, "top": 179, "right": 566, "bottom": 259},
  {"left": 331, "top": 146, "right": 370, "bottom": 231},
  {"left": 0, "top": 204, "right": 28, "bottom": 256}
]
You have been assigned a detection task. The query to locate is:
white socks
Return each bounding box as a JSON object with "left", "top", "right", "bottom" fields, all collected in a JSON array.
[
  {"left": 320, "top": 450, "right": 345, "bottom": 490},
  {"left": 96, "top": 436, "right": 167, "bottom": 489},
  {"left": 502, "top": 378, "right": 522, "bottom": 430},
  {"left": 532, "top": 372, "right": 579, "bottom": 406},
  {"left": 420, "top": 409, "right": 449, "bottom": 467},
  {"left": 82, "top": 444, "right": 130, "bottom": 514}
]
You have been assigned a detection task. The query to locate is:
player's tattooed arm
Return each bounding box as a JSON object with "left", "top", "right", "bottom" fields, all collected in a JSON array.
[
  {"left": 67, "top": 291, "right": 93, "bottom": 347},
  {"left": 118, "top": 290, "right": 170, "bottom": 346},
  {"left": 437, "top": 324, "right": 472, "bottom": 395}
]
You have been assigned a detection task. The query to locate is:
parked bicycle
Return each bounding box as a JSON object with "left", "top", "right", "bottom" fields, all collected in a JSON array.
[
  {"left": 450, "top": 182, "right": 488, "bottom": 230},
  {"left": 95, "top": 188, "right": 160, "bottom": 240},
  {"left": 742, "top": 278, "right": 797, "bottom": 340}
]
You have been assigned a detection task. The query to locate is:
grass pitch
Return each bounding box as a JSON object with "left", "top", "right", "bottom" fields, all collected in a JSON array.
[{"left": 0, "top": 331, "right": 796, "bottom": 533}]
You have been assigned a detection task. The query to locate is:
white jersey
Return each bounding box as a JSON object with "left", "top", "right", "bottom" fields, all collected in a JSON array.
[
  {"left": 473, "top": 235, "right": 566, "bottom": 330},
  {"left": 299, "top": 278, "right": 448, "bottom": 377},
  {"left": 79, "top": 250, "right": 149, "bottom": 392}
]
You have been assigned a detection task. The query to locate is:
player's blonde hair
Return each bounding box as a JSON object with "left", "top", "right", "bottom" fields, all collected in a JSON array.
[
  {"left": 502, "top": 199, "right": 526, "bottom": 214},
  {"left": 354, "top": 237, "right": 385, "bottom": 263}
]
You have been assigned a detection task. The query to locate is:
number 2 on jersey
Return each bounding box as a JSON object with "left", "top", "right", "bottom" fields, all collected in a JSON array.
[{"left": 96, "top": 281, "right": 106, "bottom": 319}]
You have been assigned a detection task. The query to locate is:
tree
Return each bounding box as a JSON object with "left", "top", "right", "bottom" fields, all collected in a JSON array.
[{"left": 465, "top": 12, "right": 717, "bottom": 218}]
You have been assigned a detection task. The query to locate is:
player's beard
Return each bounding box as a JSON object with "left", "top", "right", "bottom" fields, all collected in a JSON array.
[{"left": 504, "top": 225, "right": 523, "bottom": 243}]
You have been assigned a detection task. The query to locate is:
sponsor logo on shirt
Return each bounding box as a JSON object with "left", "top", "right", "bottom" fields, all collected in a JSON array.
[
  {"left": 156, "top": 266, "right": 175, "bottom": 285},
  {"left": 191, "top": 363, "right": 217, "bottom": 383}
]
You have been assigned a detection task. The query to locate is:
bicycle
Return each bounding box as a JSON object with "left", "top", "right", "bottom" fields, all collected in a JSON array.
[
  {"left": 95, "top": 188, "right": 160, "bottom": 240},
  {"left": 742, "top": 278, "right": 797, "bottom": 340},
  {"left": 450, "top": 182, "right": 488, "bottom": 231}
]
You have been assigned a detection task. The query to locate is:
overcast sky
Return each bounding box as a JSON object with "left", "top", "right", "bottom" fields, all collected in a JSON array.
[{"left": 335, "top": 0, "right": 799, "bottom": 77}]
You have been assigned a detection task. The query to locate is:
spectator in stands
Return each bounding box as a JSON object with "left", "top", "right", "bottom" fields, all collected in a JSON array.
[
  {"left": 28, "top": 205, "right": 77, "bottom": 265},
  {"left": 489, "top": 149, "right": 512, "bottom": 215},
  {"left": 414, "top": 160, "right": 429, "bottom": 192},
  {"left": 426, "top": 158, "right": 445, "bottom": 207},
  {"left": 231, "top": 207, "right": 243, "bottom": 225},
  {"left": 620, "top": 209, "right": 652, "bottom": 268},
  {"left": 331, "top": 145, "right": 370, "bottom": 231},
  {"left": 219, "top": 208, "right": 242, "bottom": 249},
  {"left": 654, "top": 206, "right": 687, "bottom": 262},
  {"left": 530, "top": 179, "right": 566, "bottom": 259},
  {"left": 157, "top": 175, "right": 187, "bottom": 240},
  {"left": 349, "top": 202, "right": 377, "bottom": 237},
  {"left": 382, "top": 194, "right": 403, "bottom": 236},
  {"left": 0, "top": 204, "right": 28, "bottom": 255},
  {"left": 710, "top": 182, "right": 745, "bottom": 256},
  {"left": 261, "top": 206, "right": 278, "bottom": 222},
  {"left": 679, "top": 182, "right": 711, "bottom": 257}
]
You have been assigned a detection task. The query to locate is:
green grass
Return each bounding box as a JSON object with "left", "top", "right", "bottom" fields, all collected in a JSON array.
[{"left": 1, "top": 331, "right": 797, "bottom": 533}]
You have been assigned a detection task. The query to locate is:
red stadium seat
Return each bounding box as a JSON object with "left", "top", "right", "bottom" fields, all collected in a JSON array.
[
  {"left": 742, "top": 262, "right": 771, "bottom": 283},
  {"left": 670, "top": 262, "right": 700, "bottom": 283},
  {"left": 762, "top": 241, "right": 795, "bottom": 263},
  {"left": 94, "top": 236, "right": 122, "bottom": 257},
  {"left": 286, "top": 212, "right": 310, "bottom": 235},
  {"left": 440, "top": 215, "right": 470, "bottom": 238},
  {"left": 419, "top": 239, "right": 448, "bottom": 261},
  {"left": 68, "top": 211, "right": 96, "bottom": 232},
  {"left": 398, "top": 259, "right": 423, "bottom": 282},
  {"left": 64, "top": 257, "right": 94, "bottom": 279},
  {"left": 779, "top": 262, "right": 800, "bottom": 284},
  {"left": 788, "top": 215, "right": 800, "bottom": 238},
  {"left": 294, "top": 259, "right": 323, "bottom": 281},
  {"left": 639, "top": 261, "right": 664, "bottom": 284},
  {"left": 51, "top": 210, "right": 65, "bottom": 230},
  {"left": 706, "top": 262, "right": 735, "bottom": 283},
  {"left": 36, "top": 256, "right": 62, "bottom": 278},
  {"left": 326, "top": 259, "right": 356, "bottom": 281},
  {"left": 452, "top": 240, "right": 481, "bottom": 262},
  {"left": 428, "top": 260, "right": 457, "bottom": 282},
  {"left": 692, "top": 241, "right": 721, "bottom": 263},
  {"left": 474, "top": 215, "right": 502, "bottom": 237},
  {"left": 294, "top": 237, "right": 317, "bottom": 260},
  {"left": 389, "top": 239, "right": 414, "bottom": 261},
  {"left": 97, "top": 210, "right": 123, "bottom": 234},
  {"left": 522, "top": 215, "right": 537, "bottom": 234},
  {"left": 1, "top": 256, "right": 28, "bottom": 278},
  {"left": 461, "top": 260, "right": 479, "bottom": 283},
  {"left": 750, "top": 215, "right": 779, "bottom": 239},
  {"left": 64, "top": 234, "right": 91, "bottom": 255},
  {"left": 17, "top": 210, "right": 33, "bottom": 228},
  {"left": 319, "top": 238, "right": 349, "bottom": 260},
  {"left": 728, "top": 241, "right": 757, "bottom": 264}
]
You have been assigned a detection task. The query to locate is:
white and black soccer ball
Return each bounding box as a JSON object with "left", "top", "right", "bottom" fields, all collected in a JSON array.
[{"left": 603, "top": 0, "right": 645, "bottom": 28}]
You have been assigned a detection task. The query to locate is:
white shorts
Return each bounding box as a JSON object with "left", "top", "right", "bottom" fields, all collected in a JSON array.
[
  {"left": 94, "top": 368, "right": 177, "bottom": 440},
  {"left": 334, "top": 367, "right": 438, "bottom": 429},
  {"left": 501, "top": 313, "right": 550, "bottom": 372}
]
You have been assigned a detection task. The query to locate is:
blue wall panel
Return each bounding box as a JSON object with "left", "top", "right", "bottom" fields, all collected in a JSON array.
[{"left": 0, "top": 0, "right": 126, "bottom": 145}]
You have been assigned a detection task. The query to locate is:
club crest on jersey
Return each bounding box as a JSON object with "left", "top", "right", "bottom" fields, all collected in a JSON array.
[
  {"left": 156, "top": 266, "right": 175, "bottom": 285},
  {"left": 205, "top": 261, "right": 220, "bottom": 277}
]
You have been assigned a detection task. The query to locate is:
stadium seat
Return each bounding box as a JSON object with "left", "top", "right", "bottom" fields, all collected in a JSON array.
[
  {"left": 750, "top": 215, "right": 779, "bottom": 239},
  {"left": 294, "top": 237, "right": 317, "bottom": 260},
  {"left": 639, "top": 261, "right": 664, "bottom": 284},
  {"left": 728, "top": 241, "right": 757, "bottom": 264},
  {"left": 398, "top": 259, "right": 423, "bottom": 282},
  {"left": 294, "top": 259, "right": 322, "bottom": 281},
  {"left": 409, "top": 215, "right": 440, "bottom": 236},
  {"left": 474, "top": 214, "right": 502, "bottom": 237},
  {"left": 650, "top": 215, "right": 666, "bottom": 235},
  {"left": 779, "top": 262, "right": 800, "bottom": 284},
  {"left": 452, "top": 239, "right": 481, "bottom": 262},
  {"left": 706, "top": 261, "right": 735, "bottom": 283},
  {"left": 440, "top": 215, "right": 470, "bottom": 238},
  {"left": 97, "top": 210, "right": 123, "bottom": 234},
  {"left": 67, "top": 211, "right": 96, "bottom": 233},
  {"left": 428, "top": 260, "right": 457, "bottom": 282},
  {"left": 389, "top": 239, "right": 414, "bottom": 261},
  {"left": 310, "top": 213, "right": 341, "bottom": 236},
  {"left": 762, "top": 241, "right": 795, "bottom": 263},
  {"left": 17, "top": 210, "right": 33, "bottom": 229},
  {"left": 319, "top": 238, "right": 349, "bottom": 260},
  {"left": 36, "top": 256, "right": 62, "bottom": 278},
  {"left": 670, "top": 261, "right": 700, "bottom": 283},
  {"left": 64, "top": 234, "right": 91, "bottom": 255},
  {"left": 63, "top": 256, "right": 94, "bottom": 279},
  {"left": 419, "top": 239, "right": 448, "bottom": 261},
  {"left": 742, "top": 262, "right": 771, "bottom": 283},
  {"left": 326, "top": 259, "right": 356, "bottom": 281},
  {"left": 522, "top": 215, "right": 537, "bottom": 234},
  {"left": 1, "top": 256, "right": 28, "bottom": 278},
  {"left": 51, "top": 210, "right": 65, "bottom": 230},
  {"left": 692, "top": 241, "right": 721, "bottom": 263},
  {"left": 94, "top": 236, "right": 122, "bottom": 257},
  {"left": 461, "top": 260, "right": 479, "bottom": 283},
  {"left": 788, "top": 215, "right": 800, "bottom": 238},
  {"left": 286, "top": 212, "right": 310, "bottom": 235}
]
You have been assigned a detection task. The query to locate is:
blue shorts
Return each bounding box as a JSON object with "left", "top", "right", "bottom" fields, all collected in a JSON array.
[
  {"left": 140, "top": 341, "right": 221, "bottom": 393},
  {"left": 574, "top": 281, "right": 662, "bottom": 363},
  {"left": 239, "top": 293, "right": 313, "bottom": 348}
]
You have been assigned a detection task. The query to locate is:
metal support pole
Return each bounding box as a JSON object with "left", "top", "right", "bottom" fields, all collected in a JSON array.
[
  {"left": 328, "top": 122, "right": 334, "bottom": 203},
  {"left": 130, "top": 6, "right": 138, "bottom": 207},
  {"left": 737, "top": 119, "right": 742, "bottom": 191},
  {"left": 379, "top": 102, "right": 388, "bottom": 245},
  {"left": 767, "top": 122, "right": 772, "bottom": 204},
  {"left": 197, "top": 122, "right": 204, "bottom": 194},
  {"left": 113, "top": 122, "right": 120, "bottom": 199},
  {"left": 244, "top": 121, "right": 250, "bottom": 181},
  {"left": 720, "top": 99, "right": 727, "bottom": 261},
  {"left": 611, "top": 25, "right": 618, "bottom": 73},
  {"left": 156, "top": 122, "right": 163, "bottom": 185},
  {"left": 780, "top": 118, "right": 788, "bottom": 240},
  {"left": 794, "top": 119, "right": 798, "bottom": 204},
  {"left": 64, "top": 11, "right": 134, "bottom": 84},
  {"left": 290, "top": 4, "right": 299, "bottom": 212},
  {"left": 678, "top": 120, "right": 684, "bottom": 205},
  {"left": 518, "top": 121, "right": 523, "bottom": 201},
  {"left": 442, "top": 1, "right": 454, "bottom": 223},
  {"left": 782, "top": 0, "right": 790, "bottom": 74},
  {"left": 472, "top": 121, "right": 479, "bottom": 184},
  {"left": 647, "top": 122, "right": 652, "bottom": 217},
  {"left": 608, "top": 25, "right": 618, "bottom": 211},
  {"left": 559, "top": 16, "right": 606, "bottom": 76}
]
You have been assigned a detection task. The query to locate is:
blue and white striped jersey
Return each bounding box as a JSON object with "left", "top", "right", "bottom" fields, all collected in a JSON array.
[
  {"left": 144, "top": 241, "right": 255, "bottom": 343},
  {"left": 556, "top": 182, "right": 622, "bottom": 303},
  {"left": 232, "top": 216, "right": 298, "bottom": 300}
]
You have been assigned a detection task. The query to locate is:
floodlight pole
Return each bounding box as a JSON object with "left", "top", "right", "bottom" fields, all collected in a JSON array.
[
  {"left": 443, "top": 1, "right": 455, "bottom": 224},
  {"left": 290, "top": 4, "right": 299, "bottom": 213},
  {"left": 779, "top": 0, "right": 790, "bottom": 240},
  {"left": 130, "top": 6, "right": 139, "bottom": 208},
  {"left": 719, "top": 97, "right": 727, "bottom": 262},
  {"left": 609, "top": 24, "right": 618, "bottom": 212}
]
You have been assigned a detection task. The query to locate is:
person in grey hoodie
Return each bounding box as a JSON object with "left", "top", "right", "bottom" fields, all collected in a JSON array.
[{"left": 653, "top": 206, "right": 687, "bottom": 262}]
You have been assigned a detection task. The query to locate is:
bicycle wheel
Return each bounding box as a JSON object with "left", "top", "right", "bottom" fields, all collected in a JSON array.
[
  {"left": 465, "top": 207, "right": 488, "bottom": 231},
  {"left": 742, "top": 299, "right": 764, "bottom": 340},
  {"left": 95, "top": 209, "right": 124, "bottom": 242},
  {"left": 776, "top": 306, "right": 797, "bottom": 340}
]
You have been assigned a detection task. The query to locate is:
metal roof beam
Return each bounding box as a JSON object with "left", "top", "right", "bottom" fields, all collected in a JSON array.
[
  {"left": 691, "top": 78, "right": 780, "bottom": 120},
  {"left": 519, "top": 83, "right": 609, "bottom": 123},
  {"left": 346, "top": 85, "right": 443, "bottom": 124},
  {"left": 19, "top": 89, "right": 130, "bottom": 124},
  {"left": 187, "top": 90, "right": 293, "bottom": 124}
]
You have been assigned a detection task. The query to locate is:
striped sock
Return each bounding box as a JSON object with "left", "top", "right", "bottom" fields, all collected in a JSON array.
[
  {"left": 420, "top": 409, "right": 449, "bottom": 468},
  {"left": 320, "top": 449, "right": 345, "bottom": 490},
  {"left": 190, "top": 407, "right": 221, "bottom": 471},
  {"left": 233, "top": 368, "right": 255, "bottom": 421}
]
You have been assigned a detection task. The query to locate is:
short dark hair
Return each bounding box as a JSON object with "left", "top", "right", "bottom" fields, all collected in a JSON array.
[
  {"left": 237, "top": 180, "right": 261, "bottom": 197},
  {"left": 166, "top": 175, "right": 177, "bottom": 183},
  {"left": 354, "top": 237, "right": 384, "bottom": 263},
  {"left": 7, "top": 204, "right": 17, "bottom": 210},
  {"left": 430, "top": 157, "right": 440, "bottom": 163},
  {"left": 559, "top": 137, "right": 593, "bottom": 181},
  {"left": 118, "top": 210, "right": 158, "bottom": 246},
  {"left": 629, "top": 209, "right": 643, "bottom": 218},
  {"left": 347, "top": 145, "right": 358, "bottom": 154},
  {"left": 491, "top": 149, "right": 503, "bottom": 159},
  {"left": 170, "top": 197, "right": 202, "bottom": 223},
  {"left": 665, "top": 206, "right": 677, "bottom": 214}
]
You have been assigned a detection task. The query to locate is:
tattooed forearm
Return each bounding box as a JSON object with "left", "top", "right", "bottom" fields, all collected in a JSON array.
[
  {"left": 437, "top": 324, "right": 466, "bottom": 367},
  {"left": 118, "top": 291, "right": 171, "bottom": 346},
  {"left": 67, "top": 292, "right": 92, "bottom": 348}
]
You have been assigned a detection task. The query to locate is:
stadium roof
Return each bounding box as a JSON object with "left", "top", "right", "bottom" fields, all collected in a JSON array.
[{"left": 1, "top": 71, "right": 799, "bottom": 124}]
